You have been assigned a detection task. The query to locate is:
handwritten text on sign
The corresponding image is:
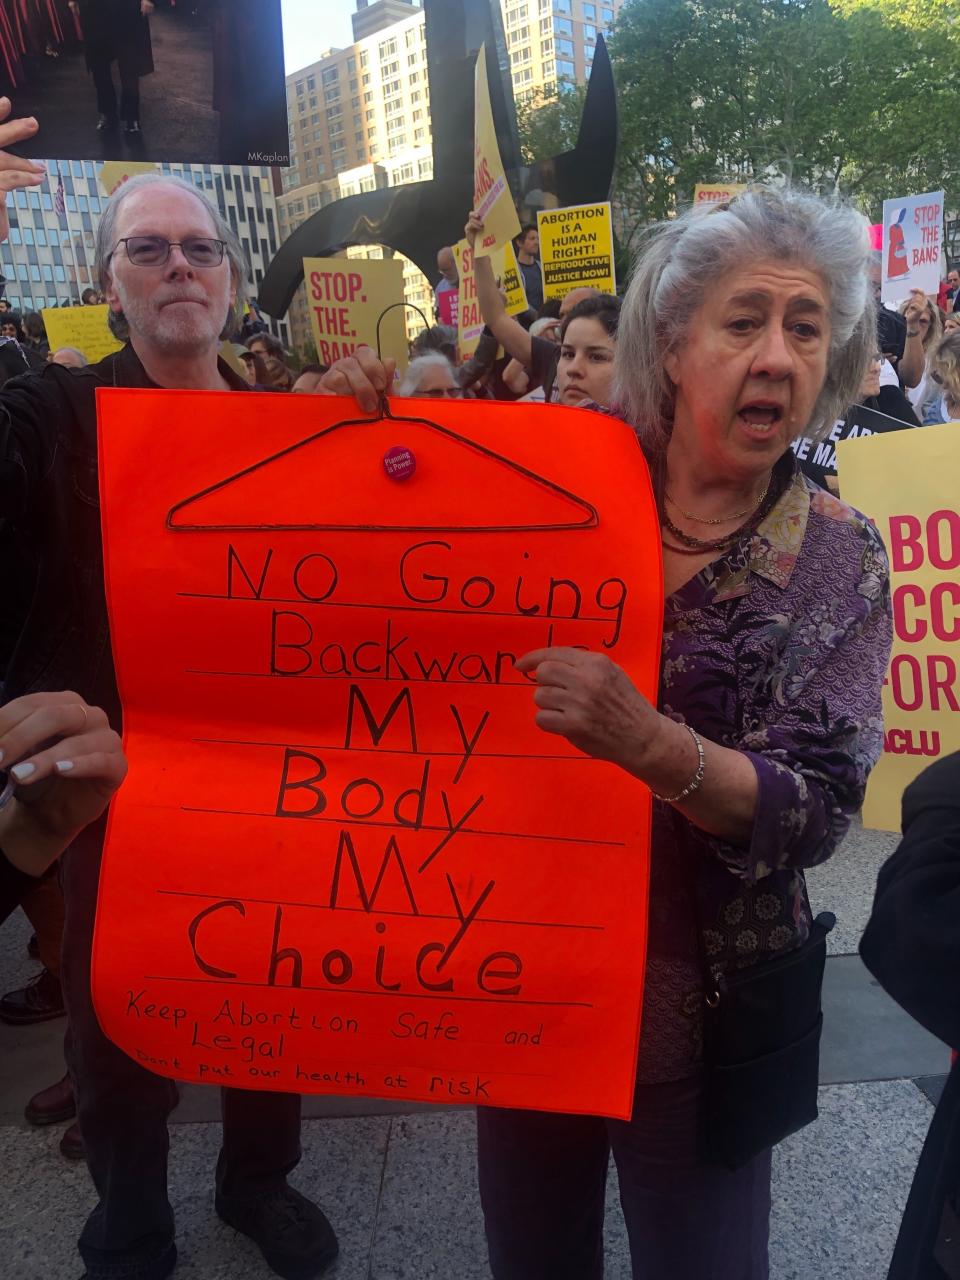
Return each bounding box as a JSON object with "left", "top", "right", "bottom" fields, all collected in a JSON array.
[{"left": 94, "top": 391, "right": 661, "bottom": 1117}]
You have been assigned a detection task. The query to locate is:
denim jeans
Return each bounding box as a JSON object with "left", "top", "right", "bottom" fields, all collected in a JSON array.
[
  {"left": 477, "top": 1073, "right": 772, "bottom": 1280},
  {"left": 60, "top": 816, "right": 303, "bottom": 1279}
]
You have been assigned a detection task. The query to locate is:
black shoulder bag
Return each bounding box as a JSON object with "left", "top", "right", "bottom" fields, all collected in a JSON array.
[{"left": 692, "top": 882, "right": 835, "bottom": 1171}]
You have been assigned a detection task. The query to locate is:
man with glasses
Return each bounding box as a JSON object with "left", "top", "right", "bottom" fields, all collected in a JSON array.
[{"left": 0, "top": 113, "right": 338, "bottom": 1280}]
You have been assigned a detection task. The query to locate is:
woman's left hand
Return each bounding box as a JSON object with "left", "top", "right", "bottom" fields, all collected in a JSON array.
[{"left": 515, "top": 646, "right": 664, "bottom": 769}]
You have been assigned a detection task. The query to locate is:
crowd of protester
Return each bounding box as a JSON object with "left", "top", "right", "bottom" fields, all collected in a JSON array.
[{"left": 0, "top": 99, "right": 958, "bottom": 1280}]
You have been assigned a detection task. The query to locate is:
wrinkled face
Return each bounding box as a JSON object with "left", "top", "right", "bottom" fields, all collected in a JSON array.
[
  {"left": 663, "top": 259, "right": 832, "bottom": 481},
  {"left": 859, "top": 350, "right": 882, "bottom": 400},
  {"left": 556, "top": 316, "right": 616, "bottom": 408},
  {"left": 104, "top": 184, "right": 236, "bottom": 356},
  {"left": 415, "top": 362, "right": 458, "bottom": 396}
]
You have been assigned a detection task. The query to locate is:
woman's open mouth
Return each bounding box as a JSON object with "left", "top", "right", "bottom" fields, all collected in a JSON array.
[{"left": 737, "top": 403, "right": 784, "bottom": 436}]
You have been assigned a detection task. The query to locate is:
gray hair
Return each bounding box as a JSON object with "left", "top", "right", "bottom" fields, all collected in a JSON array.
[
  {"left": 614, "top": 188, "right": 875, "bottom": 452},
  {"left": 52, "top": 346, "right": 88, "bottom": 366},
  {"left": 397, "top": 352, "right": 455, "bottom": 396},
  {"left": 94, "top": 173, "right": 250, "bottom": 342}
]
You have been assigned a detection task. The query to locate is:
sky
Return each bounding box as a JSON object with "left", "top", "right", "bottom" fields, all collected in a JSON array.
[{"left": 282, "top": 0, "right": 359, "bottom": 74}]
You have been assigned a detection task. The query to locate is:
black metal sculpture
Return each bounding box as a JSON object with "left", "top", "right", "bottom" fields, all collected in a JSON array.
[{"left": 257, "top": 0, "right": 618, "bottom": 322}]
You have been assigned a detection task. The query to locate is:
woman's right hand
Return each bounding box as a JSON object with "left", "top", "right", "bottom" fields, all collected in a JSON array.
[
  {"left": 465, "top": 210, "right": 483, "bottom": 251},
  {"left": 0, "top": 99, "right": 45, "bottom": 241},
  {"left": 317, "top": 346, "right": 396, "bottom": 414},
  {"left": 0, "top": 693, "right": 127, "bottom": 876}
]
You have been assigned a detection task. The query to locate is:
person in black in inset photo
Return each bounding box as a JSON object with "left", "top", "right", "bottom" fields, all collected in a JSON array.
[{"left": 68, "top": 0, "right": 155, "bottom": 135}]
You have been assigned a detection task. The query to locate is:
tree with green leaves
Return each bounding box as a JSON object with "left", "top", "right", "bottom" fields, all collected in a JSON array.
[{"left": 518, "top": 0, "right": 958, "bottom": 258}]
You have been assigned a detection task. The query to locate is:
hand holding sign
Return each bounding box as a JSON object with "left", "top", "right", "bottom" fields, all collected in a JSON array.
[
  {"left": 0, "top": 99, "right": 45, "bottom": 241},
  {"left": 317, "top": 348, "right": 397, "bottom": 415},
  {"left": 517, "top": 647, "right": 664, "bottom": 771}
]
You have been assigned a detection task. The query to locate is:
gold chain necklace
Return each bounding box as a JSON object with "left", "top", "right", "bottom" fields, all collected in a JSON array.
[{"left": 664, "top": 483, "right": 769, "bottom": 526}]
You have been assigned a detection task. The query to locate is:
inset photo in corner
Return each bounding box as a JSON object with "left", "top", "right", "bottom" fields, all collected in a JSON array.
[{"left": 4, "top": 0, "right": 290, "bottom": 168}]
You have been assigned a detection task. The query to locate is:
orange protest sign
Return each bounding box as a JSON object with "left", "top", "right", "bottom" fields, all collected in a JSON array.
[{"left": 94, "top": 391, "right": 662, "bottom": 1118}]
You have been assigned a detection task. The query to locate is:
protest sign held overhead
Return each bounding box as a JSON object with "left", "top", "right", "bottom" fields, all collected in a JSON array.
[
  {"left": 472, "top": 44, "right": 521, "bottom": 259},
  {"left": 41, "top": 305, "right": 122, "bottom": 365},
  {"left": 304, "top": 257, "right": 408, "bottom": 374},
  {"left": 497, "top": 239, "right": 529, "bottom": 316},
  {"left": 93, "top": 389, "right": 663, "bottom": 1119},
  {"left": 453, "top": 238, "right": 484, "bottom": 358},
  {"left": 436, "top": 289, "right": 459, "bottom": 330},
  {"left": 791, "top": 404, "right": 915, "bottom": 492},
  {"left": 881, "top": 191, "right": 945, "bottom": 305},
  {"left": 537, "top": 203, "right": 616, "bottom": 300},
  {"left": 837, "top": 423, "right": 960, "bottom": 831},
  {"left": 693, "top": 183, "right": 747, "bottom": 204},
  {"left": 8, "top": 0, "right": 289, "bottom": 167}
]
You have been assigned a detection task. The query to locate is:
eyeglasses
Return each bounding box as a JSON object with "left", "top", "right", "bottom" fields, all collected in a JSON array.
[
  {"left": 111, "top": 236, "right": 226, "bottom": 268},
  {"left": 420, "top": 387, "right": 464, "bottom": 398}
]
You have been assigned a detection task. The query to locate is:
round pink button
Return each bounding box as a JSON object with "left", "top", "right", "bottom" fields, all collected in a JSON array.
[{"left": 383, "top": 445, "right": 416, "bottom": 481}]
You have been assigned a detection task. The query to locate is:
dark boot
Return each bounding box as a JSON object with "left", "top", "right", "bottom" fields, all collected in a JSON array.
[
  {"left": 0, "top": 967, "right": 65, "bottom": 1023},
  {"left": 215, "top": 1184, "right": 338, "bottom": 1279},
  {"left": 60, "top": 1121, "right": 85, "bottom": 1161},
  {"left": 26, "top": 1073, "right": 76, "bottom": 1126}
]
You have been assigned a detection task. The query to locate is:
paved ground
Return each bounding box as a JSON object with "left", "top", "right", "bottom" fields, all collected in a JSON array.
[
  {"left": 0, "top": 817, "right": 946, "bottom": 1279},
  {"left": 10, "top": 9, "right": 218, "bottom": 166}
]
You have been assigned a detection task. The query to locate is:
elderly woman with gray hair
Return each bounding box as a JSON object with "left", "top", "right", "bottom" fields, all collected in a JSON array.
[
  {"left": 397, "top": 351, "right": 462, "bottom": 398},
  {"left": 321, "top": 188, "right": 893, "bottom": 1278}
]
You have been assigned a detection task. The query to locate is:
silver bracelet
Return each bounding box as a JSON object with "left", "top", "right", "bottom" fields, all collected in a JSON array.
[{"left": 654, "top": 724, "right": 706, "bottom": 803}]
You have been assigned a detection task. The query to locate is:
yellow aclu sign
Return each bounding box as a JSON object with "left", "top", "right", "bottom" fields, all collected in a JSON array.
[{"left": 837, "top": 422, "right": 960, "bottom": 831}]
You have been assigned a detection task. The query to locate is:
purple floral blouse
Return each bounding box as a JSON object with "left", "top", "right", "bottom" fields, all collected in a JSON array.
[{"left": 638, "top": 453, "right": 892, "bottom": 1083}]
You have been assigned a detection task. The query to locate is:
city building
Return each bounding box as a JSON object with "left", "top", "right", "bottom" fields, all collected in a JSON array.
[
  {"left": 501, "top": 0, "right": 622, "bottom": 104},
  {"left": 282, "top": 1, "right": 623, "bottom": 360},
  {"left": 9, "top": 159, "right": 291, "bottom": 350},
  {"left": 352, "top": 0, "right": 421, "bottom": 42}
]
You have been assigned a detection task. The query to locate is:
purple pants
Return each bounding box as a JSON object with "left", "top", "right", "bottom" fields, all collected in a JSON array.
[{"left": 477, "top": 1073, "right": 772, "bottom": 1279}]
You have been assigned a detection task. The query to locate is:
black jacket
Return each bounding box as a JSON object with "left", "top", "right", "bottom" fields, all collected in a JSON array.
[
  {"left": 860, "top": 752, "right": 960, "bottom": 1280},
  {"left": 0, "top": 343, "right": 247, "bottom": 727}
]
